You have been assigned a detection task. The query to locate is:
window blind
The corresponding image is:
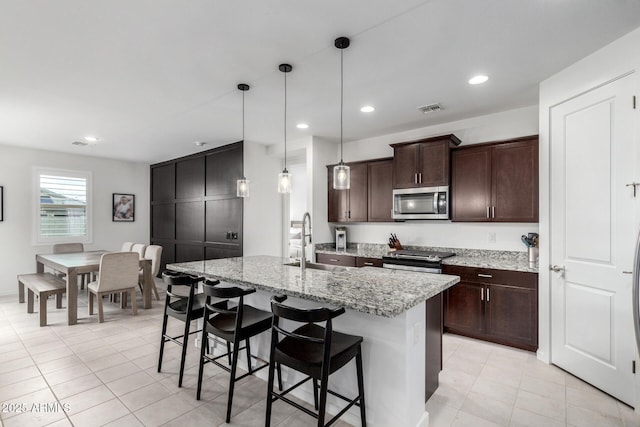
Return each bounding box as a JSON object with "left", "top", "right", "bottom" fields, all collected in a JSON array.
[{"left": 39, "top": 174, "right": 87, "bottom": 237}]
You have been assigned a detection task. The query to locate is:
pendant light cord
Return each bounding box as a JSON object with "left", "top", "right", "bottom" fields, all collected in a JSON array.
[
  {"left": 340, "top": 47, "right": 344, "bottom": 163},
  {"left": 284, "top": 71, "right": 288, "bottom": 170},
  {"left": 242, "top": 90, "right": 245, "bottom": 142}
]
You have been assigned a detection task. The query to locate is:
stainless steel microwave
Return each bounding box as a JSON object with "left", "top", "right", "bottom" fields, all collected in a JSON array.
[{"left": 392, "top": 186, "right": 449, "bottom": 220}]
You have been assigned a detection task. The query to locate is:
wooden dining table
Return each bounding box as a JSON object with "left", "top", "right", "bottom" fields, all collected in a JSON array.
[{"left": 36, "top": 250, "right": 154, "bottom": 325}]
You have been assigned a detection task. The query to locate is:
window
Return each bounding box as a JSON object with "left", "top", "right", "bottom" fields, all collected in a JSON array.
[{"left": 35, "top": 168, "right": 92, "bottom": 244}]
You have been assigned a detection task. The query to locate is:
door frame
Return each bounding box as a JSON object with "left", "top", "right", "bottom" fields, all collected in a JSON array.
[{"left": 539, "top": 27, "right": 640, "bottom": 408}]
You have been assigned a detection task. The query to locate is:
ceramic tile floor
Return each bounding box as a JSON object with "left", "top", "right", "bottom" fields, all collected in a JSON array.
[
  {"left": 427, "top": 333, "right": 640, "bottom": 427},
  {"left": 0, "top": 281, "right": 351, "bottom": 427},
  {"left": 1, "top": 282, "right": 639, "bottom": 427}
]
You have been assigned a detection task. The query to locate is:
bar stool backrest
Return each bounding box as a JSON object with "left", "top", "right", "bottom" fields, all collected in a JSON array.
[
  {"left": 269, "top": 295, "right": 345, "bottom": 349},
  {"left": 162, "top": 271, "right": 201, "bottom": 315},
  {"left": 202, "top": 280, "right": 255, "bottom": 325}
]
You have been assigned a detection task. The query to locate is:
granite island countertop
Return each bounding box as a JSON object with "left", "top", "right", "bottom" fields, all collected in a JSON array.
[
  {"left": 315, "top": 243, "right": 539, "bottom": 273},
  {"left": 167, "top": 255, "right": 459, "bottom": 318}
]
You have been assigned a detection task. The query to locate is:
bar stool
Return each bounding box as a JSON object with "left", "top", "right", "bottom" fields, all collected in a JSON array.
[
  {"left": 265, "top": 295, "right": 366, "bottom": 427},
  {"left": 196, "top": 279, "right": 272, "bottom": 423},
  {"left": 158, "top": 270, "right": 213, "bottom": 387}
]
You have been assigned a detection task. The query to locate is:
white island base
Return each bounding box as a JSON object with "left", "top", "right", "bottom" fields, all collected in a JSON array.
[{"left": 209, "top": 290, "right": 430, "bottom": 427}]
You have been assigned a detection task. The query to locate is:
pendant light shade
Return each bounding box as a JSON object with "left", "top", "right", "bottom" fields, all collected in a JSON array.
[
  {"left": 333, "top": 37, "right": 351, "bottom": 190},
  {"left": 278, "top": 63, "right": 293, "bottom": 194},
  {"left": 236, "top": 83, "right": 251, "bottom": 198}
]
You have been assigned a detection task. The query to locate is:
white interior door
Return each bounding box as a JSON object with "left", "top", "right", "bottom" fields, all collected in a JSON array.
[{"left": 550, "top": 73, "right": 637, "bottom": 406}]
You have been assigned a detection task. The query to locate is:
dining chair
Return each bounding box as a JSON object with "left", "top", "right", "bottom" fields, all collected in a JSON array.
[
  {"left": 121, "top": 241, "right": 134, "bottom": 252},
  {"left": 196, "top": 279, "right": 272, "bottom": 423},
  {"left": 53, "top": 243, "right": 90, "bottom": 290},
  {"left": 140, "top": 245, "right": 162, "bottom": 300},
  {"left": 265, "top": 295, "right": 366, "bottom": 427},
  {"left": 87, "top": 252, "right": 139, "bottom": 323},
  {"left": 131, "top": 243, "right": 147, "bottom": 259}
]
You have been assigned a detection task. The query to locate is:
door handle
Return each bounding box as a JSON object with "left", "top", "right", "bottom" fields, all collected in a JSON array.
[
  {"left": 623, "top": 271, "right": 633, "bottom": 274},
  {"left": 550, "top": 265, "right": 565, "bottom": 273}
]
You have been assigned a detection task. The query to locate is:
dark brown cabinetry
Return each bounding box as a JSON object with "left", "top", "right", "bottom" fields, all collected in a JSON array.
[
  {"left": 391, "top": 134, "right": 461, "bottom": 189},
  {"left": 451, "top": 136, "right": 538, "bottom": 222},
  {"left": 443, "top": 265, "right": 538, "bottom": 351},
  {"left": 328, "top": 158, "right": 393, "bottom": 223},
  {"left": 150, "top": 142, "right": 244, "bottom": 271},
  {"left": 315, "top": 253, "right": 357, "bottom": 267},
  {"left": 355, "top": 257, "right": 383, "bottom": 268},
  {"left": 315, "top": 253, "right": 383, "bottom": 268},
  {"left": 367, "top": 159, "right": 393, "bottom": 222},
  {"left": 327, "top": 162, "right": 367, "bottom": 222}
]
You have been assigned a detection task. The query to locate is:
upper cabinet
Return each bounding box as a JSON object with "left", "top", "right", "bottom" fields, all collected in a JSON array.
[
  {"left": 327, "top": 162, "right": 368, "bottom": 222},
  {"left": 390, "top": 134, "right": 461, "bottom": 189},
  {"left": 327, "top": 158, "right": 393, "bottom": 223},
  {"left": 451, "top": 136, "right": 539, "bottom": 222}
]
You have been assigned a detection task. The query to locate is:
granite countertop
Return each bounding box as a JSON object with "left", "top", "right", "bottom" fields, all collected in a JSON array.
[
  {"left": 167, "top": 255, "right": 459, "bottom": 318},
  {"left": 315, "top": 243, "right": 539, "bottom": 273}
]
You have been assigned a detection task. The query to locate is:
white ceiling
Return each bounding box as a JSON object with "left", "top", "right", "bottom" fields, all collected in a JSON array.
[{"left": 2, "top": 0, "right": 640, "bottom": 164}]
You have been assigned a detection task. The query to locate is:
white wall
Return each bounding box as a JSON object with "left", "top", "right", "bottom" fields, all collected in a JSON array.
[
  {"left": 328, "top": 106, "right": 540, "bottom": 251},
  {"left": 538, "top": 27, "right": 640, "bottom": 364},
  {"left": 0, "top": 144, "right": 149, "bottom": 296},
  {"left": 288, "top": 162, "right": 307, "bottom": 221},
  {"left": 242, "top": 141, "right": 283, "bottom": 257}
]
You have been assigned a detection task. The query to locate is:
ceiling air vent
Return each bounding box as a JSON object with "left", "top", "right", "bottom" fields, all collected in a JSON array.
[
  {"left": 418, "top": 103, "right": 442, "bottom": 114},
  {"left": 72, "top": 141, "right": 89, "bottom": 146}
]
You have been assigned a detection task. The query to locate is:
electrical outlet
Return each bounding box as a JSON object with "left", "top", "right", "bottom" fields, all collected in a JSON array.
[
  {"left": 225, "top": 231, "right": 231, "bottom": 240},
  {"left": 232, "top": 232, "right": 238, "bottom": 240},
  {"left": 488, "top": 232, "right": 496, "bottom": 243}
]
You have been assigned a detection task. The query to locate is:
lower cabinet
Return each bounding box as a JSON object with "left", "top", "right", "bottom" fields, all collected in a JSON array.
[
  {"left": 442, "top": 265, "right": 538, "bottom": 351},
  {"left": 315, "top": 253, "right": 383, "bottom": 268},
  {"left": 315, "top": 253, "right": 357, "bottom": 267}
]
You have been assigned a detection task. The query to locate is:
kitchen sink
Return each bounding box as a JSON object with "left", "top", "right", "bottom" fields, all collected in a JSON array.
[{"left": 284, "top": 262, "right": 348, "bottom": 272}]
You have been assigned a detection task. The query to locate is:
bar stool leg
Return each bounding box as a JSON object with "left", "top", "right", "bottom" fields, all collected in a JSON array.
[
  {"left": 178, "top": 318, "right": 191, "bottom": 387},
  {"left": 245, "top": 338, "right": 252, "bottom": 373},
  {"left": 226, "top": 342, "right": 232, "bottom": 365},
  {"left": 158, "top": 311, "right": 169, "bottom": 372},
  {"left": 226, "top": 340, "right": 240, "bottom": 423},
  {"left": 196, "top": 330, "right": 207, "bottom": 400},
  {"left": 265, "top": 353, "right": 277, "bottom": 427},
  {"left": 313, "top": 378, "right": 319, "bottom": 410},
  {"left": 277, "top": 363, "right": 283, "bottom": 391},
  {"left": 356, "top": 346, "right": 367, "bottom": 426},
  {"left": 317, "top": 371, "right": 329, "bottom": 427}
]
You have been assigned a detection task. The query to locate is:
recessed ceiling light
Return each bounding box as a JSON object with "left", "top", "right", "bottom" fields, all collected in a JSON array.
[
  {"left": 468, "top": 75, "right": 489, "bottom": 85},
  {"left": 194, "top": 141, "right": 207, "bottom": 147},
  {"left": 296, "top": 123, "right": 309, "bottom": 129},
  {"left": 360, "top": 106, "right": 375, "bottom": 113},
  {"left": 84, "top": 136, "right": 99, "bottom": 142}
]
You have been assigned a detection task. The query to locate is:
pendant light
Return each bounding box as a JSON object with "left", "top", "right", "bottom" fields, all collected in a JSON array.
[
  {"left": 236, "top": 83, "right": 250, "bottom": 197},
  {"left": 333, "top": 36, "right": 350, "bottom": 190},
  {"left": 277, "top": 63, "right": 293, "bottom": 194}
]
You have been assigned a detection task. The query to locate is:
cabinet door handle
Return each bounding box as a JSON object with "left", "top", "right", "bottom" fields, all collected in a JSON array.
[
  {"left": 414, "top": 173, "right": 418, "bottom": 184},
  {"left": 486, "top": 206, "right": 490, "bottom": 218},
  {"left": 486, "top": 288, "right": 490, "bottom": 302},
  {"left": 481, "top": 288, "right": 484, "bottom": 301},
  {"left": 419, "top": 172, "right": 422, "bottom": 184},
  {"left": 330, "top": 258, "right": 339, "bottom": 262},
  {"left": 478, "top": 273, "right": 493, "bottom": 278},
  {"left": 363, "top": 262, "right": 374, "bottom": 266},
  {"left": 348, "top": 210, "right": 351, "bottom": 218},
  {"left": 491, "top": 206, "right": 495, "bottom": 218}
]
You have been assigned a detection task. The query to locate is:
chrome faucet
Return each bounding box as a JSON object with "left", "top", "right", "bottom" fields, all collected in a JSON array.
[{"left": 300, "top": 212, "right": 312, "bottom": 271}]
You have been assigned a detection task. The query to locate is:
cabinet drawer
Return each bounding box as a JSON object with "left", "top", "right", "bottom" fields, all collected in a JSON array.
[
  {"left": 316, "top": 253, "right": 357, "bottom": 267},
  {"left": 356, "top": 257, "right": 383, "bottom": 268},
  {"left": 442, "top": 265, "right": 537, "bottom": 289}
]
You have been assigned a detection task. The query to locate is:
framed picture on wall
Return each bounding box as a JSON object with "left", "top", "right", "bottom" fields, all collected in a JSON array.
[
  {"left": 0, "top": 186, "right": 3, "bottom": 221},
  {"left": 113, "top": 193, "right": 134, "bottom": 222}
]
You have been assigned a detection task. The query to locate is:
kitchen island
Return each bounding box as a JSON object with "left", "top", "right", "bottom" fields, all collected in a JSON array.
[{"left": 168, "top": 255, "right": 459, "bottom": 427}]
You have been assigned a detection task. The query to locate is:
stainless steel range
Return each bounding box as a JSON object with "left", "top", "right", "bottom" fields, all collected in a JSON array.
[{"left": 382, "top": 249, "right": 455, "bottom": 273}]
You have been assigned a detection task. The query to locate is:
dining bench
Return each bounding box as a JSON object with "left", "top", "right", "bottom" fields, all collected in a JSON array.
[{"left": 18, "top": 273, "right": 66, "bottom": 326}]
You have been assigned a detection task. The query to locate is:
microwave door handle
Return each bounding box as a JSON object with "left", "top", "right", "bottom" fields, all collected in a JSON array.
[{"left": 433, "top": 192, "right": 438, "bottom": 214}]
